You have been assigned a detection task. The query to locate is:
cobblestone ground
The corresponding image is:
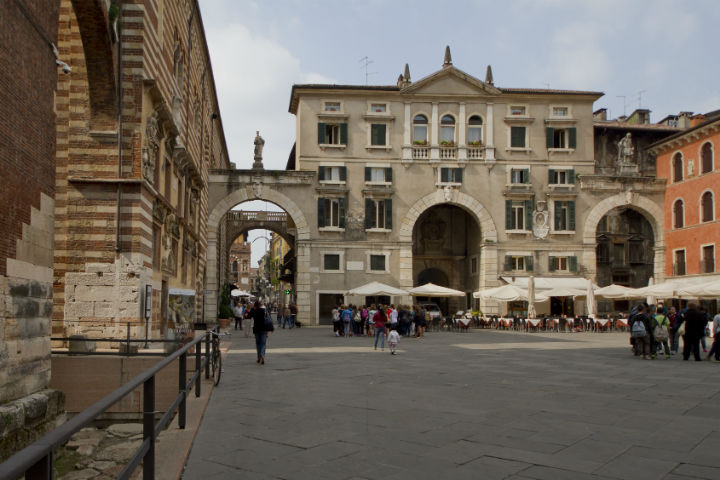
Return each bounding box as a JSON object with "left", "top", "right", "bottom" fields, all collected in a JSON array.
[{"left": 182, "top": 327, "right": 720, "bottom": 480}]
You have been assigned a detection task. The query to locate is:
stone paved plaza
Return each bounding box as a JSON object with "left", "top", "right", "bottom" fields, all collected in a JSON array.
[{"left": 182, "top": 327, "right": 720, "bottom": 480}]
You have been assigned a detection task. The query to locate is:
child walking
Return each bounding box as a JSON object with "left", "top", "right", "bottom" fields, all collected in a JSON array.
[{"left": 388, "top": 327, "right": 400, "bottom": 355}]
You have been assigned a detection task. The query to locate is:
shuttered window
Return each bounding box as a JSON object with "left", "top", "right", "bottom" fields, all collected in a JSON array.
[{"left": 511, "top": 126, "right": 526, "bottom": 148}]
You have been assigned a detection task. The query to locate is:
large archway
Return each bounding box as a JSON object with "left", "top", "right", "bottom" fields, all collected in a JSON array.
[
  {"left": 582, "top": 192, "right": 665, "bottom": 282},
  {"left": 205, "top": 184, "right": 311, "bottom": 323},
  {"left": 400, "top": 189, "right": 498, "bottom": 315}
]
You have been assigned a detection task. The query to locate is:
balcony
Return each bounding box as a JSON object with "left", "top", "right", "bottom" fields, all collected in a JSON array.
[
  {"left": 467, "top": 145, "right": 484, "bottom": 160},
  {"left": 439, "top": 146, "right": 457, "bottom": 160},
  {"left": 412, "top": 145, "right": 428, "bottom": 160}
]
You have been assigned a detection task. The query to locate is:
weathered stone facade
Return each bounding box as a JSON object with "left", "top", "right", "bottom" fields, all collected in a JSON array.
[
  {"left": 0, "top": 0, "right": 64, "bottom": 460},
  {"left": 53, "top": 0, "right": 230, "bottom": 345}
]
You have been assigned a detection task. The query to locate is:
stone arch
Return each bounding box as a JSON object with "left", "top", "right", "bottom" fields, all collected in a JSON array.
[
  {"left": 70, "top": 0, "right": 118, "bottom": 129},
  {"left": 399, "top": 190, "right": 497, "bottom": 243},
  {"left": 582, "top": 192, "right": 665, "bottom": 280},
  {"left": 204, "top": 186, "right": 311, "bottom": 321}
]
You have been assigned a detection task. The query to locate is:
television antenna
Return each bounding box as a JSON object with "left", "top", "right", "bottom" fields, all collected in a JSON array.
[
  {"left": 636, "top": 90, "right": 646, "bottom": 108},
  {"left": 359, "top": 56, "right": 377, "bottom": 85},
  {"left": 616, "top": 95, "right": 627, "bottom": 116}
]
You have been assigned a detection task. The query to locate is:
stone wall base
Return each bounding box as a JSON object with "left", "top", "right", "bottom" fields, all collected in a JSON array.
[{"left": 0, "top": 388, "right": 66, "bottom": 462}]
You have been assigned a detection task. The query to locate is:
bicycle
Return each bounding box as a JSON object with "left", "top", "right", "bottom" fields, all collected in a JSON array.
[{"left": 209, "top": 328, "right": 229, "bottom": 386}]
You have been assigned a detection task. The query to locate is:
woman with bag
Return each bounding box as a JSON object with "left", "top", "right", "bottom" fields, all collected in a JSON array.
[
  {"left": 373, "top": 305, "right": 387, "bottom": 351},
  {"left": 706, "top": 313, "right": 720, "bottom": 361},
  {"left": 252, "top": 300, "right": 273, "bottom": 365},
  {"left": 652, "top": 306, "right": 671, "bottom": 359}
]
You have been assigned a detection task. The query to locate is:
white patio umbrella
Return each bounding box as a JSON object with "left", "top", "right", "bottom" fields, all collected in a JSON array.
[
  {"left": 540, "top": 287, "right": 586, "bottom": 298},
  {"left": 586, "top": 278, "right": 597, "bottom": 317},
  {"left": 346, "top": 281, "right": 408, "bottom": 296},
  {"left": 594, "top": 284, "right": 642, "bottom": 299},
  {"left": 474, "top": 284, "right": 548, "bottom": 302},
  {"left": 408, "top": 283, "right": 465, "bottom": 297},
  {"left": 527, "top": 276, "right": 537, "bottom": 319},
  {"left": 634, "top": 280, "right": 682, "bottom": 300},
  {"left": 230, "top": 289, "right": 252, "bottom": 297},
  {"left": 677, "top": 279, "right": 720, "bottom": 298}
]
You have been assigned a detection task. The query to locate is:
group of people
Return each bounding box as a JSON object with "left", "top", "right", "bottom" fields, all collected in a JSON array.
[
  {"left": 330, "top": 304, "right": 434, "bottom": 353},
  {"left": 629, "top": 302, "right": 720, "bottom": 361}
]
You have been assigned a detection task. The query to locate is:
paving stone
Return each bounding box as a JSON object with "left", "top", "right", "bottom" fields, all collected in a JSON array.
[
  {"left": 106, "top": 423, "right": 143, "bottom": 438},
  {"left": 182, "top": 329, "right": 720, "bottom": 479}
]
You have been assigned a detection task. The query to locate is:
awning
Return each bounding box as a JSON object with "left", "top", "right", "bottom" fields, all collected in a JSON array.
[{"left": 501, "top": 276, "right": 598, "bottom": 291}]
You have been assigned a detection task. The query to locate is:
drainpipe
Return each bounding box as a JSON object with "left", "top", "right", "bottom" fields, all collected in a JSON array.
[{"left": 115, "top": 0, "right": 124, "bottom": 253}]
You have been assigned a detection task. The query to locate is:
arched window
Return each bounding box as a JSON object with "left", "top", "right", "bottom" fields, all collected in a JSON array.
[
  {"left": 701, "top": 142, "right": 714, "bottom": 174},
  {"left": 672, "top": 153, "right": 683, "bottom": 182},
  {"left": 412, "top": 114, "right": 428, "bottom": 144},
  {"left": 468, "top": 115, "right": 483, "bottom": 145},
  {"left": 673, "top": 199, "right": 684, "bottom": 229},
  {"left": 702, "top": 191, "right": 714, "bottom": 222},
  {"left": 440, "top": 115, "right": 455, "bottom": 144}
]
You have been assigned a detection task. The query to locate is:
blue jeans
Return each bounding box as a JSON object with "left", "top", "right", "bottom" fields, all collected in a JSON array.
[
  {"left": 374, "top": 326, "right": 386, "bottom": 349},
  {"left": 255, "top": 332, "right": 267, "bottom": 360}
]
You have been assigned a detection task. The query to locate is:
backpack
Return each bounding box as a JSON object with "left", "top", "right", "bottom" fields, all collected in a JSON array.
[
  {"left": 631, "top": 316, "right": 647, "bottom": 338},
  {"left": 342, "top": 310, "right": 352, "bottom": 322},
  {"left": 653, "top": 315, "right": 669, "bottom": 341},
  {"left": 354, "top": 311, "right": 362, "bottom": 322}
]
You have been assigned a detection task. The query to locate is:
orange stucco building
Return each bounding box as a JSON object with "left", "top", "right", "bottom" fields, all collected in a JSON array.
[{"left": 653, "top": 112, "right": 720, "bottom": 279}]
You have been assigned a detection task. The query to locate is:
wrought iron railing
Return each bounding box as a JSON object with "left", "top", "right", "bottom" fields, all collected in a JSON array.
[{"left": 0, "top": 331, "right": 216, "bottom": 480}]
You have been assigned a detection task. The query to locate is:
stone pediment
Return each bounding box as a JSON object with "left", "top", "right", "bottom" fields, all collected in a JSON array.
[{"left": 402, "top": 67, "right": 501, "bottom": 97}]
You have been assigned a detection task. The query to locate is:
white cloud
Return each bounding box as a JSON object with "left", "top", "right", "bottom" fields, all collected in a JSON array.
[{"left": 205, "top": 23, "right": 333, "bottom": 171}]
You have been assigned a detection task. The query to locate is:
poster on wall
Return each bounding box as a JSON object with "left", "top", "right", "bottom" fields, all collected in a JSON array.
[{"left": 168, "top": 288, "right": 196, "bottom": 343}]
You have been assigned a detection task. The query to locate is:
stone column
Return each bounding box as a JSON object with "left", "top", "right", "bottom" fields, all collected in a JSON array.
[
  {"left": 458, "top": 102, "right": 467, "bottom": 162},
  {"left": 479, "top": 243, "right": 499, "bottom": 315},
  {"left": 204, "top": 229, "right": 218, "bottom": 322},
  {"left": 402, "top": 102, "right": 412, "bottom": 162},
  {"left": 295, "top": 240, "right": 312, "bottom": 325},
  {"left": 485, "top": 102, "right": 495, "bottom": 162},
  {"left": 430, "top": 102, "right": 439, "bottom": 161}
]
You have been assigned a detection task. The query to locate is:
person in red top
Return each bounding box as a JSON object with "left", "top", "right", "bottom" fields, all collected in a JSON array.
[{"left": 373, "top": 306, "right": 387, "bottom": 350}]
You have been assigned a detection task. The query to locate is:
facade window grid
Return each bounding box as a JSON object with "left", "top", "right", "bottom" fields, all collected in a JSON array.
[
  {"left": 701, "top": 191, "right": 714, "bottom": 223},
  {"left": 701, "top": 244, "right": 715, "bottom": 273},
  {"left": 673, "top": 199, "right": 685, "bottom": 229},
  {"left": 701, "top": 142, "right": 714, "bottom": 174},
  {"left": 413, "top": 114, "right": 428, "bottom": 144},
  {"left": 672, "top": 152, "right": 684, "bottom": 182}
]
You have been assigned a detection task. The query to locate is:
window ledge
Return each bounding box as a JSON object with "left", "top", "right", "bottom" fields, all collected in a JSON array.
[
  {"left": 365, "top": 228, "right": 392, "bottom": 233},
  {"left": 317, "top": 113, "right": 348, "bottom": 120},
  {"left": 319, "top": 144, "right": 346, "bottom": 151},
  {"left": 365, "top": 145, "right": 392, "bottom": 152},
  {"left": 548, "top": 148, "right": 575, "bottom": 154},
  {"left": 506, "top": 230, "right": 531, "bottom": 234},
  {"left": 365, "top": 181, "right": 392, "bottom": 187},
  {"left": 436, "top": 182, "right": 462, "bottom": 187},
  {"left": 319, "top": 180, "right": 346, "bottom": 185},
  {"left": 506, "top": 147, "right": 532, "bottom": 153},
  {"left": 551, "top": 230, "right": 576, "bottom": 235},
  {"left": 319, "top": 227, "right": 345, "bottom": 233},
  {"left": 320, "top": 269, "right": 344, "bottom": 274},
  {"left": 363, "top": 113, "right": 395, "bottom": 121},
  {"left": 504, "top": 116, "right": 535, "bottom": 123},
  {"left": 544, "top": 117, "right": 577, "bottom": 124},
  {"left": 506, "top": 183, "right": 533, "bottom": 189}
]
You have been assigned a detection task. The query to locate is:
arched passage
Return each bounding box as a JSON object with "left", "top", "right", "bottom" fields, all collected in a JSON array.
[
  {"left": 398, "top": 189, "right": 499, "bottom": 312},
  {"left": 582, "top": 192, "right": 665, "bottom": 281},
  {"left": 205, "top": 186, "right": 311, "bottom": 322}
]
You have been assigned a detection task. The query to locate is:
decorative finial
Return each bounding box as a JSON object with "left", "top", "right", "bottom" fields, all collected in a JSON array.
[
  {"left": 252, "top": 131, "right": 265, "bottom": 170},
  {"left": 404, "top": 63, "right": 411, "bottom": 82},
  {"left": 485, "top": 65, "right": 494, "bottom": 85},
  {"left": 443, "top": 46, "right": 452, "bottom": 68},
  {"left": 397, "top": 74, "right": 404, "bottom": 87}
]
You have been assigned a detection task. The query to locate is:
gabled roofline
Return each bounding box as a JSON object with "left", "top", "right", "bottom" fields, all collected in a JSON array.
[
  {"left": 647, "top": 113, "right": 720, "bottom": 151},
  {"left": 400, "top": 65, "right": 502, "bottom": 96}
]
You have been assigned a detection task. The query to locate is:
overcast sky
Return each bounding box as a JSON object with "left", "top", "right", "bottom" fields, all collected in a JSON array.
[{"left": 198, "top": 0, "right": 720, "bottom": 264}]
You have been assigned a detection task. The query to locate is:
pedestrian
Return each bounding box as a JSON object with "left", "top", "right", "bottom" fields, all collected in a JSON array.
[
  {"left": 289, "top": 302, "right": 297, "bottom": 328},
  {"left": 682, "top": 303, "right": 706, "bottom": 361},
  {"left": 707, "top": 313, "right": 720, "bottom": 362},
  {"left": 332, "top": 305, "right": 341, "bottom": 336},
  {"left": 373, "top": 305, "right": 387, "bottom": 350},
  {"left": 415, "top": 305, "right": 427, "bottom": 338},
  {"left": 388, "top": 326, "right": 400, "bottom": 355},
  {"left": 252, "top": 300, "right": 273, "bottom": 364},
  {"left": 652, "top": 306, "right": 671, "bottom": 359},
  {"left": 389, "top": 304, "right": 399, "bottom": 330},
  {"left": 668, "top": 306, "right": 680, "bottom": 354},
  {"left": 353, "top": 306, "right": 362, "bottom": 336},
  {"left": 630, "top": 304, "right": 651, "bottom": 359},
  {"left": 276, "top": 306, "right": 282, "bottom": 327},
  {"left": 342, "top": 304, "right": 353, "bottom": 337},
  {"left": 233, "top": 301, "right": 243, "bottom": 330},
  {"left": 368, "top": 304, "right": 377, "bottom": 337},
  {"left": 242, "top": 302, "right": 253, "bottom": 338}
]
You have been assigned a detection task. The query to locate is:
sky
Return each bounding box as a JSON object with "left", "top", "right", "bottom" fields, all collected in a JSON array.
[{"left": 197, "top": 0, "right": 720, "bottom": 264}]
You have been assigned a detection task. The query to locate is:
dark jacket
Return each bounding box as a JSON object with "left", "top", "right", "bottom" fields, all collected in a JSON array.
[
  {"left": 252, "top": 306, "right": 273, "bottom": 335},
  {"left": 683, "top": 307, "right": 706, "bottom": 338},
  {"left": 630, "top": 312, "right": 651, "bottom": 336}
]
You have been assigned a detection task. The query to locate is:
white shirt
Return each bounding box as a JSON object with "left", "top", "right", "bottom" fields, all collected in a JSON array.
[
  {"left": 388, "top": 330, "right": 400, "bottom": 344},
  {"left": 390, "top": 309, "right": 398, "bottom": 324}
]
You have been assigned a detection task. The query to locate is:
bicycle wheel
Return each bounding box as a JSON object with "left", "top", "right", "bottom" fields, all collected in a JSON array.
[{"left": 212, "top": 349, "right": 222, "bottom": 386}]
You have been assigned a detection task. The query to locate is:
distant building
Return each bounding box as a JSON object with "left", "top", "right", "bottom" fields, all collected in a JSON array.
[
  {"left": 651, "top": 111, "right": 720, "bottom": 283},
  {"left": 228, "top": 234, "right": 252, "bottom": 288}
]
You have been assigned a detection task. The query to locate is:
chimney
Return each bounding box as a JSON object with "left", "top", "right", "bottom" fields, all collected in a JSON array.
[
  {"left": 593, "top": 108, "right": 608, "bottom": 122},
  {"left": 689, "top": 114, "right": 707, "bottom": 128},
  {"left": 485, "top": 65, "right": 494, "bottom": 85},
  {"left": 404, "top": 63, "right": 411, "bottom": 83},
  {"left": 677, "top": 111, "right": 694, "bottom": 128}
]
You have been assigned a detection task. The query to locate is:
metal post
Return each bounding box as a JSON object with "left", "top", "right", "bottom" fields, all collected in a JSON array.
[
  {"left": 26, "top": 452, "right": 52, "bottom": 480},
  {"left": 195, "top": 336, "right": 201, "bottom": 397},
  {"left": 204, "top": 332, "right": 210, "bottom": 379},
  {"left": 178, "top": 352, "right": 186, "bottom": 429},
  {"left": 126, "top": 322, "right": 131, "bottom": 356},
  {"left": 143, "top": 375, "right": 155, "bottom": 480}
]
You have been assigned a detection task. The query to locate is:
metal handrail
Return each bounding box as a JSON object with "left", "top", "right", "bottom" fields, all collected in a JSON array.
[{"left": 0, "top": 331, "right": 210, "bottom": 480}]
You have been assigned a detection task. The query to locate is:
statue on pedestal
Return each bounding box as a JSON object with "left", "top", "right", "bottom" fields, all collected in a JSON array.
[{"left": 252, "top": 131, "right": 265, "bottom": 170}]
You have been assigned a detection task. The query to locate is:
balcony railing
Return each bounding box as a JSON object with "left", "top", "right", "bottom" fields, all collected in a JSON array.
[
  {"left": 467, "top": 145, "right": 484, "bottom": 160},
  {"left": 439, "top": 146, "right": 456, "bottom": 160},
  {"left": 412, "top": 145, "right": 429, "bottom": 160}
]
